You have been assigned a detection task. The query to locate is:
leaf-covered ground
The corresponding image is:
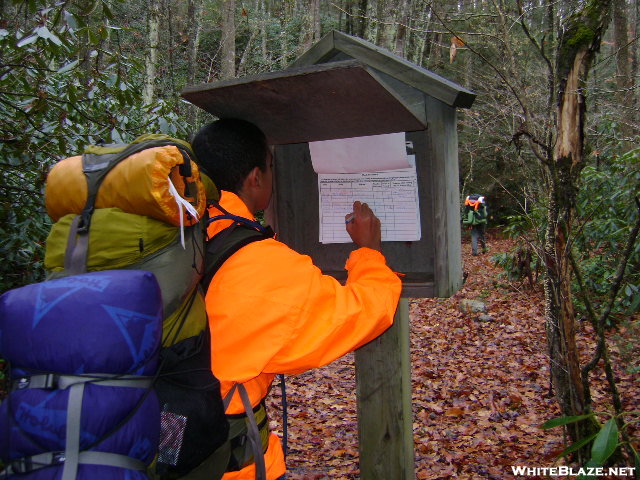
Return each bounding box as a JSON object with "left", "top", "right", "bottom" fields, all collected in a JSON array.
[{"left": 266, "top": 232, "right": 639, "bottom": 479}]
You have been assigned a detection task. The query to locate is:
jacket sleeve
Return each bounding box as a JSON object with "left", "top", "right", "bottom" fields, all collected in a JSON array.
[
  {"left": 273, "top": 246, "right": 402, "bottom": 373},
  {"left": 207, "top": 239, "right": 402, "bottom": 381}
]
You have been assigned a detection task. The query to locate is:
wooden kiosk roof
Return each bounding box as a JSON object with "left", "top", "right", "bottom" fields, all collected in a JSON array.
[
  {"left": 181, "top": 60, "right": 425, "bottom": 144},
  {"left": 181, "top": 31, "right": 475, "bottom": 144},
  {"left": 290, "top": 30, "right": 476, "bottom": 109}
]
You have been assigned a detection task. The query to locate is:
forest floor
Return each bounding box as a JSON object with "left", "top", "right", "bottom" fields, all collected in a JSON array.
[{"left": 266, "top": 230, "right": 639, "bottom": 479}]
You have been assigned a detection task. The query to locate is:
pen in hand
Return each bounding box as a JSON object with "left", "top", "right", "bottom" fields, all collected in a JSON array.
[{"left": 344, "top": 201, "right": 382, "bottom": 251}]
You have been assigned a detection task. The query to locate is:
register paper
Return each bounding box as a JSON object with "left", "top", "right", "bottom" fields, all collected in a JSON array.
[
  {"left": 318, "top": 156, "right": 421, "bottom": 244},
  {"left": 310, "top": 133, "right": 422, "bottom": 244}
]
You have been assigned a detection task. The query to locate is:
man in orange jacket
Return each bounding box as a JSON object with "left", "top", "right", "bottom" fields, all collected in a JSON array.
[{"left": 191, "top": 119, "right": 402, "bottom": 480}]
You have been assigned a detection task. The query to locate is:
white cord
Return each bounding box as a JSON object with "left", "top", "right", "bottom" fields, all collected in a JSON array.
[{"left": 167, "top": 178, "right": 199, "bottom": 248}]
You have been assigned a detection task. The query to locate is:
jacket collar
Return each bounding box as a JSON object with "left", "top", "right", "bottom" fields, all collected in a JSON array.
[{"left": 207, "top": 191, "right": 255, "bottom": 238}]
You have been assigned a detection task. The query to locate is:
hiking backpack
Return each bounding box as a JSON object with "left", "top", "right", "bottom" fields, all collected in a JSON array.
[
  {"left": 0, "top": 136, "right": 255, "bottom": 480},
  {"left": 462, "top": 194, "right": 488, "bottom": 226}
]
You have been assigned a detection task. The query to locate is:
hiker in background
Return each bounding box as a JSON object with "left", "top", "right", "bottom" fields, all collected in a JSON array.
[
  {"left": 191, "top": 118, "right": 401, "bottom": 480},
  {"left": 462, "top": 194, "right": 488, "bottom": 256}
]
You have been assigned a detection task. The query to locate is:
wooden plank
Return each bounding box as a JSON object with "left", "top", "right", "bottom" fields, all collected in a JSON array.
[
  {"left": 424, "top": 95, "right": 464, "bottom": 297},
  {"left": 355, "top": 298, "right": 414, "bottom": 480},
  {"left": 288, "top": 29, "right": 337, "bottom": 66},
  {"left": 181, "top": 60, "right": 426, "bottom": 145},
  {"left": 333, "top": 31, "right": 476, "bottom": 109}
]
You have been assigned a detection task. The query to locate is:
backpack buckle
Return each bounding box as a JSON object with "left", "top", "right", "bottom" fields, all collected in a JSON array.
[
  {"left": 15, "top": 377, "right": 30, "bottom": 390},
  {"left": 12, "top": 374, "right": 59, "bottom": 390},
  {"left": 52, "top": 452, "right": 66, "bottom": 464}
]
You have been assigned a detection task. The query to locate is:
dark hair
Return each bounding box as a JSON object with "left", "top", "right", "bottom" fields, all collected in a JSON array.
[{"left": 191, "top": 118, "right": 269, "bottom": 193}]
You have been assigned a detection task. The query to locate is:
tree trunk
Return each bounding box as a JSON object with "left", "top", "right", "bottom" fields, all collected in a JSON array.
[
  {"left": 344, "top": 0, "right": 367, "bottom": 37},
  {"left": 298, "top": 0, "right": 320, "bottom": 54},
  {"left": 260, "top": 0, "right": 269, "bottom": 64},
  {"left": 344, "top": 0, "right": 354, "bottom": 34},
  {"left": 545, "top": 0, "right": 612, "bottom": 454},
  {"left": 416, "top": 3, "right": 432, "bottom": 67},
  {"left": 238, "top": 29, "right": 258, "bottom": 75},
  {"left": 356, "top": 0, "right": 369, "bottom": 38},
  {"left": 164, "top": 0, "right": 176, "bottom": 96},
  {"left": 280, "top": 26, "right": 288, "bottom": 69},
  {"left": 221, "top": 0, "right": 236, "bottom": 79},
  {"left": 186, "top": 0, "right": 204, "bottom": 85},
  {"left": 632, "top": 0, "right": 639, "bottom": 130},
  {"left": 312, "top": 0, "right": 321, "bottom": 43},
  {"left": 393, "top": 0, "right": 410, "bottom": 56},
  {"left": 143, "top": 0, "right": 161, "bottom": 104},
  {"left": 375, "top": 0, "right": 395, "bottom": 50},
  {"left": 612, "top": 0, "right": 632, "bottom": 140}
]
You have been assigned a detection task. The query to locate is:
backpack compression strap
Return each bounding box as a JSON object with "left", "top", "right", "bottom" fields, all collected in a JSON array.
[
  {"left": 223, "top": 384, "right": 267, "bottom": 480},
  {"left": 79, "top": 138, "right": 195, "bottom": 234},
  {"left": 7, "top": 372, "right": 154, "bottom": 478}
]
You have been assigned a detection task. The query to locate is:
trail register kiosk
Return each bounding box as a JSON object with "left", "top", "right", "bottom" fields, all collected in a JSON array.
[{"left": 182, "top": 30, "right": 476, "bottom": 479}]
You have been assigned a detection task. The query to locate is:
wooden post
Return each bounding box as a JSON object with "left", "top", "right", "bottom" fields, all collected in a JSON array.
[{"left": 355, "top": 298, "right": 414, "bottom": 479}]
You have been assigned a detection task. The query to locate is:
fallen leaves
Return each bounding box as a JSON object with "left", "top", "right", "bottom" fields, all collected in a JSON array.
[{"left": 444, "top": 407, "right": 465, "bottom": 418}]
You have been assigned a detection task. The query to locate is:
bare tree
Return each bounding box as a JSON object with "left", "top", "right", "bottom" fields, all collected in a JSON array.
[
  {"left": 375, "top": 0, "right": 395, "bottom": 49},
  {"left": 612, "top": 0, "right": 633, "bottom": 140},
  {"left": 543, "top": 0, "right": 612, "bottom": 453},
  {"left": 186, "top": 0, "right": 205, "bottom": 85},
  {"left": 393, "top": 0, "right": 411, "bottom": 56},
  {"left": 633, "top": 0, "right": 639, "bottom": 127},
  {"left": 221, "top": 0, "right": 236, "bottom": 79},
  {"left": 143, "top": 0, "right": 161, "bottom": 104},
  {"left": 298, "top": 0, "right": 321, "bottom": 54},
  {"left": 356, "top": 0, "right": 370, "bottom": 38}
]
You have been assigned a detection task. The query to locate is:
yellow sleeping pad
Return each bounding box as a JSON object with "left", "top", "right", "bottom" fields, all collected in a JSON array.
[{"left": 45, "top": 144, "right": 207, "bottom": 227}]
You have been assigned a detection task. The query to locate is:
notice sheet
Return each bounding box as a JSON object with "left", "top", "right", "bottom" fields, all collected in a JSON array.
[
  {"left": 309, "top": 132, "right": 410, "bottom": 173},
  {"left": 318, "top": 156, "right": 421, "bottom": 244}
]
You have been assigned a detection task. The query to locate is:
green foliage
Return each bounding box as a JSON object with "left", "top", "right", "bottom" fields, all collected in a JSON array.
[
  {"left": 0, "top": 0, "right": 189, "bottom": 293},
  {"left": 573, "top": 148, "right": 640, "bottom": 318},
  {"left": 496, "top": 147, "right": 639, "bottom": 317},
  {"left": 542, "top": 412, "right": 638, "bottom": 473},
  {"left": 492, "top": 251, "right": 520, "bottom": 282}
]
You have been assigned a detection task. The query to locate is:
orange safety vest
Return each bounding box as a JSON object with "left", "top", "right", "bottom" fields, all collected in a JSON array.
[{"left": 205, "top": 191, "right": 402, "bottom": 480}]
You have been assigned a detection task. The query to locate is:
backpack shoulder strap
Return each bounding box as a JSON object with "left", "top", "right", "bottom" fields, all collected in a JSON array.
[{"left": 201, "top": 223, "right": 272, "bottom": 292}]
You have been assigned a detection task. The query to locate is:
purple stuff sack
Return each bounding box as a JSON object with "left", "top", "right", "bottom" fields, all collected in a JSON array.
[{"left": 0, "top": 270, "right": 163, "bottom": 479}]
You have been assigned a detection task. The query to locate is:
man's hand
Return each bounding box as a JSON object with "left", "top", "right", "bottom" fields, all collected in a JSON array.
[{"left": 345, "top": 201, "right": 382, "bottom": 251}]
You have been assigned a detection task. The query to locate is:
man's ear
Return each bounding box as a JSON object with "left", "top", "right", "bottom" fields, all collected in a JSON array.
[{"left": 244, "top": 166, "right": 262, "bottom": 189}]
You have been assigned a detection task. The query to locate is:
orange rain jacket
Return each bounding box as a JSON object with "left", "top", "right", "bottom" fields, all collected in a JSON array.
[{"left": 205, "top": 191, "right": 402, "bottom": 480}]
